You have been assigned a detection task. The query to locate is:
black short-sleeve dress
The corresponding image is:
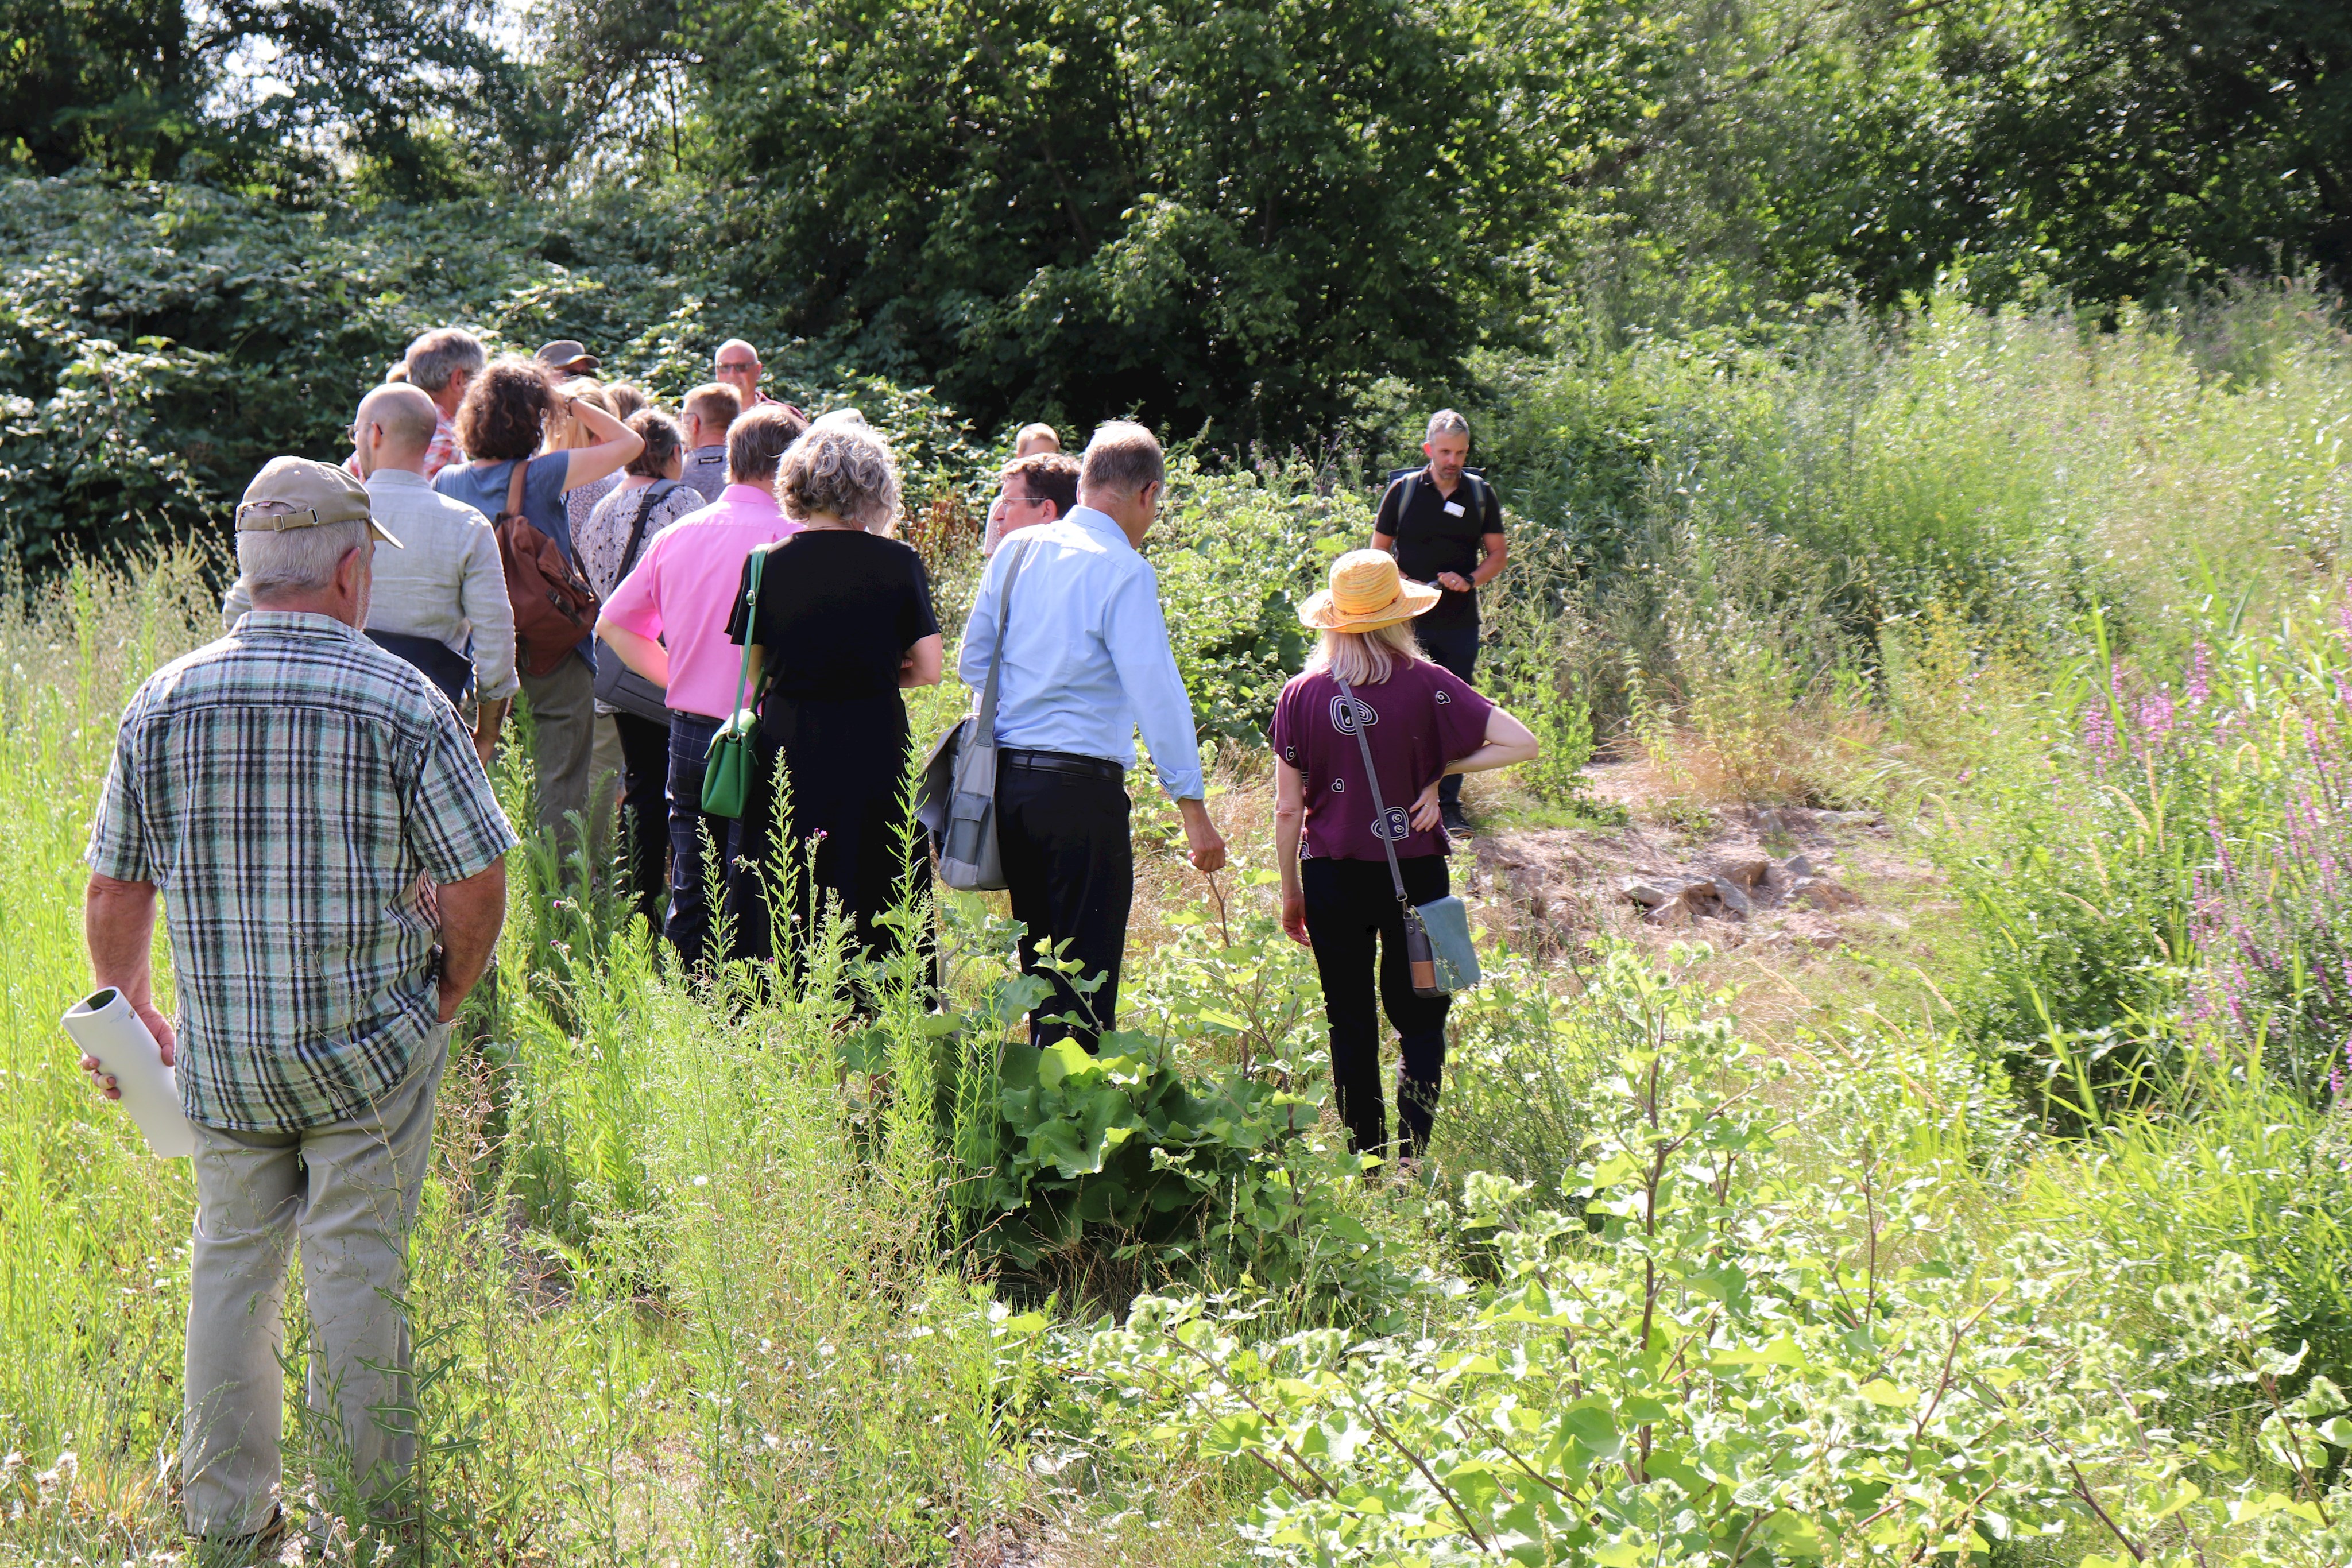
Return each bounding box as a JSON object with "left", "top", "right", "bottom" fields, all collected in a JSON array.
[{"left": 723, "top": 527, "right": 941, "bottom": 969}]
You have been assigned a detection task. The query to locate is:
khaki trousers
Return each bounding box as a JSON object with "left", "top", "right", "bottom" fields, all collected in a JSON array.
[
  {"left": 181, "top": 1025, "right": 451, "bottom": 1538},
  {"left": 520, "top": 652, "right": 595, "bottom": 853}
]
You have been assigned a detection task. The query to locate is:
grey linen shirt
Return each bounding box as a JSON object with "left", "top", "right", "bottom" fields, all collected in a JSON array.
[
  {"left": 222, "top": 468, "right": 520, "bottom": 701},
  {"left": 682, "top": 446, "right": 730, "bottom": 505}
]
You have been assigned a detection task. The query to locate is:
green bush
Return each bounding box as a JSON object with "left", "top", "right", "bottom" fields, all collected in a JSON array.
[
  {"left": 1085, "top": 946, "right": 2352, "bottom": 1566},
  {"left": 0, "top": 175, "right": 986, "bottom": 564},
  {"left": 1149, "top": 456, "right": 1365, "bottom": 742}
]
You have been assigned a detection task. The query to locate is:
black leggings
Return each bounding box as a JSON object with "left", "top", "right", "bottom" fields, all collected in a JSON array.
[{"left": 1301, "top": 855, "right": 1452, "bottom": 1158}]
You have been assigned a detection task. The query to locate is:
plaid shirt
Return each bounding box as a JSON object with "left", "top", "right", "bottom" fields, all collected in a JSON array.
[{"left": 86, "top": 613, "right": 517, "bottom": 1132}]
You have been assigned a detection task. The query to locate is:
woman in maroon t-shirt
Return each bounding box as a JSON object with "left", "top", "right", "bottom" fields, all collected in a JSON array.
[{"left": 1269, "top": 551, "right": 1537, "bottom": 1163}]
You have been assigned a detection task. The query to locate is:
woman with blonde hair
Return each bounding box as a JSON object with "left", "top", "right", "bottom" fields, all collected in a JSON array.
[
  {"left": 725, "top": 419, "right": 944, "bottom": 973},
  {"left": 1270, "top": 550, "right": 1537, "bottom": 1162},
  {"left": 552, "top": 380, "right": 625, "bottom": 538}
]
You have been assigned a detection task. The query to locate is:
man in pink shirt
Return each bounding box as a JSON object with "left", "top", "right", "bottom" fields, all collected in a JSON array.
[{"left": 597, "top": 403, "right": 808, "bottom": 966}]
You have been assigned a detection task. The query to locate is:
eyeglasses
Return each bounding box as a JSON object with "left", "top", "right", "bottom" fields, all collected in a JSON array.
[
  {"left": 715, "top": 361, "right": 759, "bottom": 374},
  {"left": 990, "top": 491, "right": 1051, "bottom": 513}
]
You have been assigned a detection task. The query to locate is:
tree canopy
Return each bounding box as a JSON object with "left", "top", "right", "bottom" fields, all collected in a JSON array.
[{"left": 3, "top": 0, "right": 2347, "bottom": 451}]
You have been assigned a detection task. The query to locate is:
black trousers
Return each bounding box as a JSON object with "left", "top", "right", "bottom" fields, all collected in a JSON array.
[
  {"left": 664, "top": 713, "right": 738, "bottom": 971},
  {"left": 613, "top": 710, "right": 671, "bottom": 931},
  {"left": 1301, "top": 855, "right": 1453, "bottom": 1158},
  {"left": 1417, "top": 621, "right": 1480, "bottom": 810},
  {"left": 997, "top": 760, "right": 1132, "bottom": 1053}
]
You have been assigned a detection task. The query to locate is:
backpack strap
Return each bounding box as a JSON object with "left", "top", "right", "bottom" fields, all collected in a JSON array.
[
  {"left": 502, "top": 456, "right": 530, "bottom": 522},
  {"left": 1464, "top": 470, "right": 1496, "bottom": 528}
]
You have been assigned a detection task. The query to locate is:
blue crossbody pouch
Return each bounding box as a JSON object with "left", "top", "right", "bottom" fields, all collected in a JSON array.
[{"left": 1331, "top": 673, "right": 1481, "bottom": 997}]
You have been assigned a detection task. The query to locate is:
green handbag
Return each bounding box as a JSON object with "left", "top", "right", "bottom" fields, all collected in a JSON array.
[{"left": 700, "top": 544, "right": 768, "bottom": 818}]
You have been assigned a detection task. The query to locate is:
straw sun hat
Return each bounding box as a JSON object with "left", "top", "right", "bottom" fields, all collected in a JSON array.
[{"left": 1297, "top": 549, "right": 1443, "bottom": 633}]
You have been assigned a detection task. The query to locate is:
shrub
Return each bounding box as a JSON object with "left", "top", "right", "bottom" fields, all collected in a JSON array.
[
  {"left": 1084, "top": 947, "right": 2352, "bottom": 1566},
  {"left": 1150, "top": 456, "right": 1364, "bottom": 742},
  {"left": 0, "top": 174, "right": 985, "bottom": 566}
]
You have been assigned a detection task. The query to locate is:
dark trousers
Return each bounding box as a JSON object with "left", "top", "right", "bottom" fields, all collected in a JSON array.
[
  {"left": 614, "top": 711, "right": 671, "bottom": 931},
  {"left": 997, "top": 760, "right": 1132, "bottom": 1053},
  {"left": 1417, "top": 622, "right": 1480, "bottom": 809},
  {"left": 665, "top": 713, "right": 738, "bottom": 970},
  {"left": 1301, "top": 855, "right": 1452, "bottom": 1158}
]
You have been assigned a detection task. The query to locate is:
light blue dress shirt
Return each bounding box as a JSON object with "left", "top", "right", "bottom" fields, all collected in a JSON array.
[{"left": 956, "top": 507, "right": 1207, "bottom": 801}]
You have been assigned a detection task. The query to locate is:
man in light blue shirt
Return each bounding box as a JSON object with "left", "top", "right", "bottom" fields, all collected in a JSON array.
[{"left": 958, "top": 421, "right": 1227, "bottom": 1050}]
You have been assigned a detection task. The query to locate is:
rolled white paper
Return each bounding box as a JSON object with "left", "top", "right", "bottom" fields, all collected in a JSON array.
[{"left": 61, "top": 988, "right": 195, "bottom": 1158}]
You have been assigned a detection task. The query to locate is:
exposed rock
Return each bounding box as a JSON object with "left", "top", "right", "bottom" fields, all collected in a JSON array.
[
  {"left": 1477, "top": 764, "right": 1918, "bottom": 961},
  {"left": 1711, "top": 876, "right": 1754, "bottom": 916},
  {"left": 1645, "top": 896, "right": 1696, "bottom": 928},
  {"left": 1618, "top": 877, "right": 1687, "bottom": 907},
  {"left": 1792, "top": 877, "right": 1862, "bottom": 912},
  {"left": 1718, "top": 850, "right": 1771, "bottom": 886}
]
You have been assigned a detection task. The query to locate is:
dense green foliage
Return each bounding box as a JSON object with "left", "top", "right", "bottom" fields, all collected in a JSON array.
[
  {"left": 9, "top": 0, "right": 2351, "bottom": 459},
  {"left": 1089, "top": 954, "right": 2352, "bottom": 1566},
  {"left": 693, "top": 0, "right": 1572, "bottom": 440},
  {"left": 0, "top": 177, "right": 982, "bottom": 562}
]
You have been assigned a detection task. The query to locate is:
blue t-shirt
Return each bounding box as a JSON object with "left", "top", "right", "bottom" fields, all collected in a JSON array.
[{"left": 435, "top": 455, "right": 591, "bottom": 668}]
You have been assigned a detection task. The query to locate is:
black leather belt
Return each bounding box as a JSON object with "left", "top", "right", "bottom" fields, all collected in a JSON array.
[{"left": 1002, "top": 748, "right": 1125, "bottom": 781}]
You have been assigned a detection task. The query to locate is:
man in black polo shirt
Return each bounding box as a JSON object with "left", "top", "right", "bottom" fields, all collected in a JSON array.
[{"left": 1372, "top": 408, "right": 1508, "bottom": 835}]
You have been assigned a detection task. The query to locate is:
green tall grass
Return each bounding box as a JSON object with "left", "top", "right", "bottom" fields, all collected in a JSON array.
[
  {"left": 1468, "top": 282, "right": 2352, "bottom": 779},
  {"left": 10, "top": 280, "right": 2352, "bottom": 1561},
  {"left": 0, "top": 551, "right": 1040, "bottom": 1562}
]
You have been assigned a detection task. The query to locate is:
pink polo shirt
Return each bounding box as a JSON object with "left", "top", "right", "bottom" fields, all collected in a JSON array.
[{"left": 601, "top": 484, "right": 800, "bottom": 719}]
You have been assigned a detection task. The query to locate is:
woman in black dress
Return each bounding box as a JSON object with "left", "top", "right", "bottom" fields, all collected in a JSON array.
[{"left": 724, "top": 416, "right": 945, "bottom": 976}]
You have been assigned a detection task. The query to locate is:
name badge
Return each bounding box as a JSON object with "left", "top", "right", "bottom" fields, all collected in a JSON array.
[{"left": 1444, "top": 500, "right": 1466, "bottom": 517}]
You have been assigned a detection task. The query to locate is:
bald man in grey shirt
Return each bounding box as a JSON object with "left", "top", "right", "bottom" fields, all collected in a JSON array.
[{"left": 225, "top": 385, "right": 517, "bottom": 763}]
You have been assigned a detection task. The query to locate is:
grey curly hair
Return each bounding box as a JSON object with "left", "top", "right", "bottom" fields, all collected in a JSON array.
[{"left": 777, "top": 420, "right": 902, "bottom": 531}]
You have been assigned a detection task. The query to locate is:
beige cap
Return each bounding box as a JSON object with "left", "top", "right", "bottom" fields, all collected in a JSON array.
[{"left": 235, "top": 456, "right": 403, "bottom": 548}]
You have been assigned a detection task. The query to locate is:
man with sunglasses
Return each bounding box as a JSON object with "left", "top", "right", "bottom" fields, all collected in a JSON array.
[{"left": 714, "top": 339, "right": 776, "bottom": 409}]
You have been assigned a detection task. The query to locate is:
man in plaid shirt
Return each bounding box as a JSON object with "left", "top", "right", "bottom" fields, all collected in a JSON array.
[{"left": 79, "top": 456, "right": 515, "bottom": 1552}]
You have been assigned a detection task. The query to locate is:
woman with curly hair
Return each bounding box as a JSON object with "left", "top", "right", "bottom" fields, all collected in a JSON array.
[
  {"left": 434, "top": 354, "right": 642, "bottom": 846},
  {"left": 724, "top": 415, "right": 943, "bottom": 974}
]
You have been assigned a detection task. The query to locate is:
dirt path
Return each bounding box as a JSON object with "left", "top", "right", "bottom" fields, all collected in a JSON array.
[{"left": 1461, "top": 758, "right": 1960, "bottom": 1039}]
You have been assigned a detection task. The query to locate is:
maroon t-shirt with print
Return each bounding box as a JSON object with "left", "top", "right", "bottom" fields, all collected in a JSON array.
[{"left": 1268, "top": 660, "right": 1494, "bottom": 861}]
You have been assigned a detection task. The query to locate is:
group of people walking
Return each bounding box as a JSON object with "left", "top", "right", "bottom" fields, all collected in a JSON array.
[{"left": 74, "top": 323, "right": 1537, "bottom": 1554}]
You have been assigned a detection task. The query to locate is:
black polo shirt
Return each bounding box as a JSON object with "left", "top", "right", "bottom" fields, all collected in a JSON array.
[{"left": 1375, "top": 469, "right": 1503, "bottom": 629}]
